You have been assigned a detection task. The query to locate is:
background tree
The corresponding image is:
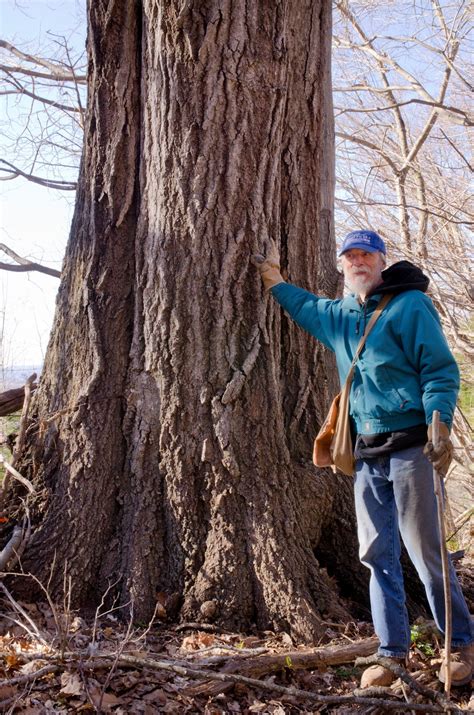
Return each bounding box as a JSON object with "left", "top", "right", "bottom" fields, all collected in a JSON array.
[
  {"left": 0, "top": 34, "right": 86, "bottom": 190},
  {"left": 0, "top": 7, "right": 86, "bottom": 369},
  {"left": 3, "top": 0, "right": 375, "bottom": 640}
]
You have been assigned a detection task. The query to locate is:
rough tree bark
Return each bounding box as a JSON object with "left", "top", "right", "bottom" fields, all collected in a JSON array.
[{"left": 6, "top": 1, "right": 370, "bottom": 641}]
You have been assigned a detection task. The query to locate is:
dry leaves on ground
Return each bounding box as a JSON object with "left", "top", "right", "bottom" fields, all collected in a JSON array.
[{"left": 0, "top": 598, "right": 472, "bottom": 714}]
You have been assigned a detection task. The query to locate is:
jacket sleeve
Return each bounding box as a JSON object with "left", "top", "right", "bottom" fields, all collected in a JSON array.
[
  {"left": 270, "top": 282, "right": 338, "bottom": 350},
  {"left": 398, "top": 293, "right": 459, "bottom": 427}
]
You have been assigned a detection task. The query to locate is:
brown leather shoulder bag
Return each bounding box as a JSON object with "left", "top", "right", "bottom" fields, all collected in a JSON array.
[{"left": 313, "top": 293, "right": 393, "bottom": 476}]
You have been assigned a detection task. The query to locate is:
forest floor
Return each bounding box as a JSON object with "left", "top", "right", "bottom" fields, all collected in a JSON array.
[{"left": 0, "top": 562, "right": 472, "bottom": 714}]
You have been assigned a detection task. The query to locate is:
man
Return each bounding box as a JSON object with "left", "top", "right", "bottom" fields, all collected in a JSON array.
[{"left": 256, "top": 229, "right": 473, "bottom": 687}]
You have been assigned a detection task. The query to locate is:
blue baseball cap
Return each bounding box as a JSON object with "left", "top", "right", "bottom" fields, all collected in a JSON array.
[{"left": 339, "top": 230, "right": 386, "bottom": 256}]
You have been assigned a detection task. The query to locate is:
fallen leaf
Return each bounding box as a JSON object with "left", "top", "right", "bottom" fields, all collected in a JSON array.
[
  {"left": 110, "top": 671, "right": 140, "bottom": 693},
  {"left": 143, "top": 688, "right": 168, "bottom": 704},
  {"left": 0, "top": 684, "right": 17, "bottom": 700},
  {"left": 70, "top": 616, "right": 87, "bottom": 633},
  {"left": 268, "top": 705, "right": 286, "bottom": 715},
  {"left": 181, "top": 632, "right": 216, "bottom": 650},
  {"left": 322, "top": 671, "right": 335, "bottom": 685},
  {"left": 89, "top": 686, "right": 122, "bottom": 711},
  {"left": 5, "top": 652, "right": 23, "bottom": 670},
  {"left": 19, "top": 659, "right": 49, "bottom": 674},
  {"left": 60, "top": 671, "right": 84, "bottom": 697},
  {"left": 279, "top": 631, "right": 293, "bottom": 647},
  {"left": 155, "top": 592, "right": 168, "bottom": 620}
]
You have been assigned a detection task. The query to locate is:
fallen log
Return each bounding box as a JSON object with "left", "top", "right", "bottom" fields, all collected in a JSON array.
[
  {"left": 0, "top": 387, "right": 26, "bottom": 417},
  {"left": 186, "top": 635, "right": 379, "bottom": 697},
  {"left": 0, "top": 382, "right": 36, "bottom": 418}
]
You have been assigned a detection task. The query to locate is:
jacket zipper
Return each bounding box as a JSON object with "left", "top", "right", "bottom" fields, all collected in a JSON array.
[{"left": 356, "top": 300, "right": 369, "bottom": 335}]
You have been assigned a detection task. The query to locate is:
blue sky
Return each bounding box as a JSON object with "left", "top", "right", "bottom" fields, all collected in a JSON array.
[{"left": 0, "top": 0, "right": 85, "bottom": 370}]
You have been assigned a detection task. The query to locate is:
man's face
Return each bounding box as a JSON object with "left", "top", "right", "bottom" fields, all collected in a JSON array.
[{"left": 341, "top": 249, "right": 385, "bottom": 298}]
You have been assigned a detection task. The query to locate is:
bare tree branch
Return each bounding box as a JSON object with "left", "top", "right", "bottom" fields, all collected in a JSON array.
[
  {"left": 0, "top": 33, "right": 85, "bottom": 190},
  {"left": 335, "top": 98, "right": 472, "bottom": 125},
  {"left": 0, "top": 243, "right": 61, "bottom": 277},
  {"left": 0, "top": 39, "right": 86, "bottom": 82},
  {"left": 2, "top": 72, "right": 82, "bottom": 113},
  {"left": 0, "top": 160, "right": 77, "bottom": 190}
]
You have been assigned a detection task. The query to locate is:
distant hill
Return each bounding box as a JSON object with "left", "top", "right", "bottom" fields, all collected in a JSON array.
[{"left": 0, "top": 366, "right": 42, "bottom": 390}]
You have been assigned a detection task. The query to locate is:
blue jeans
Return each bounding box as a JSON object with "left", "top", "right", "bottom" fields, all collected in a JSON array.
[{"left": 354, "top": 444, "right": 473, "bottom": 658}]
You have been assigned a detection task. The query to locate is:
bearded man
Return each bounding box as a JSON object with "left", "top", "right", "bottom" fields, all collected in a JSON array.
[{"left": 256, "top": 229, "right": 473, "bottom": 687}]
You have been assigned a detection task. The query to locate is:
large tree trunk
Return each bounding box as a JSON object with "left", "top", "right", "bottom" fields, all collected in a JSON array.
[{"left": 7, "top": 0, "right": 368, "bottom": 641}]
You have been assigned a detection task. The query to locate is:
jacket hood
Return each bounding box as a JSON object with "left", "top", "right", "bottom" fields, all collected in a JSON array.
[{"left": 371, "top": 260, "right": 429, "bottom": 296}]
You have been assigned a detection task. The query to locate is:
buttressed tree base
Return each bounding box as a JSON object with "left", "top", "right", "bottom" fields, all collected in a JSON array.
[{"left": 6, "top": 1, "right": 374, "bottom": 641}]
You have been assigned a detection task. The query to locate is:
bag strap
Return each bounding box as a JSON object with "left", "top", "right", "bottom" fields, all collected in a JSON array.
[{"left": 344, "top": 293, "right": 393, "bottom": 387}]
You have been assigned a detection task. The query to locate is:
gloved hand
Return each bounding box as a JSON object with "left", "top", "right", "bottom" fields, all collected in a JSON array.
[
  {"left": 423, "top": 421, "right": 453, "bottom": 475},
  {"left": 253, "top": 241, "right": 285, "bottom": 291}
]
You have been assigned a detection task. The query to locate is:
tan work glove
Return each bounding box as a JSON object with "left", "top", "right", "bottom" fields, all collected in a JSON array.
[
  {"left": 423, "top": 421, "right": 453, "bottom": 475},
  {"left": 253, "top": 241, "right": 285, "bottom": 291}
]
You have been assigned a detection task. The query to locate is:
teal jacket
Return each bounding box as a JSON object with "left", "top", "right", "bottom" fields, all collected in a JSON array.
[{"left": 271, "top": 265, "right": 459, "bottom": 435}]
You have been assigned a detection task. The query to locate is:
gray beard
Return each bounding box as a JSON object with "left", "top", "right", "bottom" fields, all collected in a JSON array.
[{"left": 346, "top": 274, "right": 373, "bottom": 296}]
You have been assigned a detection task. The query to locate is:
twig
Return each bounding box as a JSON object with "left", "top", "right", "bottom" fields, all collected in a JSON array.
[
  {"left": 0, "top": 582, "right": 49, "bottom": 645},
  {"left": 10, "top": 511, "right": 32, "bottom": 568},
  {"left": 0, "top": 525, "right": 24, "bottom": 572},
  {"left": 0, "top": 612, "right": 47, "bottom": 644},
  {"left": 12, "top": 373, "right": 36, "bottom": 467},
  {"left": 400, "top": 680, "right": 418, "bottom": 715},
  {"left": 90, "top": 581, "right": 131, "bottom": 647},
  {"left": 97, "top": 603, "right": 135, "bottom": 713},
  {"left": 1, "top": 570, "right": 71, "bottom": 651},
  {"left": 0, "top": 458, "right": 35, "bottom": 494},
  {"left": 184, "top": 644, "right": 269, "bottom": 657},
  {"left": 353, "top": 684, "right": 401, "bottom": 698},
  {"left": 125, "top": 601, "right": 160, "bottom": 646},
  {"left": 175, "top": 621, "right": 239, "bottom": 634},
  {"left": 446, "top": 508, "right": 473, "bottom": 543},
  {"left": 0, "top": 664, "right": 59, "bottom": 687}
]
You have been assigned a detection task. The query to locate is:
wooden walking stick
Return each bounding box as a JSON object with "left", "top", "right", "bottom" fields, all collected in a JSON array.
[{"left": 431, "top": 409, "right": 452, "bottom": 696}]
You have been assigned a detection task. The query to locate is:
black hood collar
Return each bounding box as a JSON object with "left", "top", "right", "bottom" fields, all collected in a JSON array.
[{"left": 370, "top": 260, "right": 429, "bottom": 296}]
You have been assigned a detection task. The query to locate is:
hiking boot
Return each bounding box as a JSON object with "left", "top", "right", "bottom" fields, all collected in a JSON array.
[
  {"left": 438, "top": 644, "right": 473, "bottom": 687},
  {"left": 360, "top": 656, "right": 406, "bottom": 688}
]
